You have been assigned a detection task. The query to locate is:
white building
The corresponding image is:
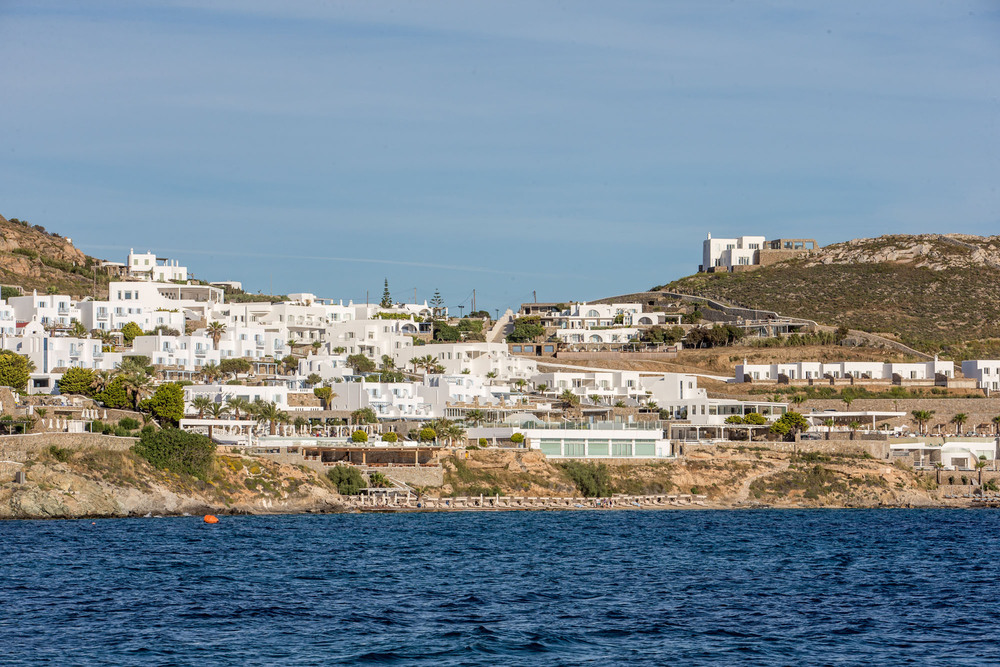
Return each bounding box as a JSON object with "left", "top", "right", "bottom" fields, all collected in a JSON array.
[
  {"left": 735, "top": 359, "right": 954, "bottom": 382},
  {"left": 403, "top": 342, "right": 538, "bottom": 380},
  {"left": 702, "top": 233, "right": 766, "bottom": 272},
  {"left": 8, "top": 292, "right": 80, "bottom": 328},
  {"left": 184, "top": 384, "right": 292, "bottom": 412},
  {"left": 556, "top": 328, "right": 641, "bottom": 345},
  {"left": 467, "top": 422, "right": 672, "bottom": 459},
  {"left": 1, "top": 322, "right": 124, "bottom": 394},
  {"left": 127, "top": 249, "right": 188, "bottom": 282},
  {"left": 642, "top": 373, "right": 786, "bottom": 426},
  {"left": 961, "top": 360, "right": 1000, "bottom": 392},
  {"left": 531, "top": 371, "right": 647, "bottom": 403}
]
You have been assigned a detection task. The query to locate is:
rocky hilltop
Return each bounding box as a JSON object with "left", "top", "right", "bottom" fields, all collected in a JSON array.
[
  {"left": 665, "top": 234, "right": 1000, "bottom": 357},
  {"left": 0, "top": 213, "right": 110, "bottom": 298},
  {"left": 808, "top": 234, "right": 1000, "bottom": 271}
]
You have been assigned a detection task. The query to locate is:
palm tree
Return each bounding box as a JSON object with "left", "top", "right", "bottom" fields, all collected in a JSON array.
[
  {"left": 70, "top": 320, "right": 87, "bottom": 338},
  {"left": 119, "top": 371, "right": 153, "bottom": 408},
  {"left": 89, "top": 369, "right": 114, "bottom": 395},
  {"left": 952, "top": 413, "right": 969, "bottom": 435},
  {"left": 514, "top": 378, "right": 527, "bottom": 393},
  {"left": 227, "top": 396, "right": 250, "bottom": 420},
  {"left": 465, "top": 409, "right": 486, "bottom": 427},
  {"left": 560, "top": 389, "right": 580, "bottom": 408},
  {"left": 191, "top": 396, "right": 212, "bottom": 418},
  {"left": 293, "top": 416, "right": 308, "bottom": 433},
  {"left": 255, "top": 401, "right": 287, "bottom": 436},
  {"left": 445, "top": 423, "right": 466, "bottom": 447},
  {"left": 791, "top": 394, "right": 807, "bottom": 407},
  {"left": 537, "top": 383, "right": 548, "bottom": 393},
  {"left": 976, "top": 456, "right": 988, "bottom": 485},
  {"left": 201, "top": 362, "right": 221, "bottom": 383},
  {"left": 934, "top": 462, "right": 944, "bottom": 485},
  {"left": 117, "top": 356, "right": 150, "bottom": 376},
  {"left": 206, "top": 321, "right": 227, "bottom": 350},
  {"left": 823, "top": 418, "right": 835, "bottom": 440},
  {"left": 485, "top": 370, "right": 498, "bottom": 385},
  {"left": 911, "top": 410, "right": 935, "bottom": 435},
  {"left": 380, "top": 355, "right": 396, "bottom": 371},
  {"left": 205, "top": 402, "right": 231, "bottom": 440},
  {"left": 993, "top": 415, "right": 1000, "bottom": 436},
  {"left": 848, "top": 421, "right": 862, "bottom": 440}
]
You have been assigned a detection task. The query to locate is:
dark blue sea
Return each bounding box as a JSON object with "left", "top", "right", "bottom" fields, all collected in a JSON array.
[{"left": 2, "top": 510, "right": 999, "bottom": 665}]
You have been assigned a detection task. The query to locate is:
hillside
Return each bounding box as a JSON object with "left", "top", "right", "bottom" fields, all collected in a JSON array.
[
  {"left": 662, "top": 234, "right": 1000, "bottom": 357},
  {"left": 0, "top": 214, "right": 110, "bottom": 298}
]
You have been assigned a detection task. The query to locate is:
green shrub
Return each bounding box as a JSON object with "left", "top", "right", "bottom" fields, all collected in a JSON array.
[
  {"left": 117, "top": 417, "right": 140, "bottom": 430},
  {"left": 368, "top": 472, "right": 391, "bottom": 488},
  {"left": 327, "top": 465, "right": 365, "bottom": 495},
  {"left": 478, "top": 438, "right": 488, "bottom": 447},
  {"left": 557, "top": 461, "right": 613, "bottom": 497},
  {"left": 418, "top": 427, "right": 436, "bottom": 442},
  {"left": 12, "top": 247, "right": 38, "bottom": 260},
  {"left": 510, "top": 432, "right": 525, "bottom": 444},
  {"left": 351, "top": 430, "right": 368, "bottom": 443},
  {"left": 48, "top": 445, "right": 72, "bottom": 462},
  {"left": 382, "top": 432, "right": 398, "bottom": 443},
  {"left": 132, "top": 427, "right": 215, "bottom": 479}
]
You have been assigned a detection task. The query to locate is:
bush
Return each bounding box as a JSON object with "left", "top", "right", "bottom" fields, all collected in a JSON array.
[
  {"left": 57, "top": 367, "right": 97, "bottom": 397},
  {"left": 48, "top": 445, "right": 72, "bottom": 462},
  {"left": 117, "top": 417, "right": 140, "bottom": 430},
  {"left": 327, "top": 465, "right": 365, "bottom": 495},
  {"left": 132, "top": 427, "right": 215, "bottom": 478},
  {"left": 478, "top": 438, "right": 488, "bottom": 447},
  {"left": 418, "top": 427, "right": 436, "bottom": 442},
  {"left": 510, "top": 432, "right": 525, "bottom": 444},
  {"left": 382, "top": 432, "right": 398, "bottom": 443},
  {"left": 351, "top": 430, "right": 369, "bottom": 443},
  {"left": 368, "top": 472, "right": 391, "bottom": 488},
  {"left": 120, "top": 322, "right": 143, "bottom": 345},
  {"left": 351, "top": 407, "right": 378, "bottom": 424},
  {"left": 558, "top": 461, "right": 613, "bottom": 497}
]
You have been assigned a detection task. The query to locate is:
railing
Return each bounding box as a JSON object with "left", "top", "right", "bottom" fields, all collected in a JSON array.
[{"left": 348, "top": 492, "right": 709, "bottom": 510}]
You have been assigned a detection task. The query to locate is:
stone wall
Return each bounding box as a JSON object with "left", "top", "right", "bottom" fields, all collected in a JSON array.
[
  {"left": 684, "top": 438, "right": 891, "bottom": 459},
  {"left": 0, "top": 432, "right": 136, "bottom": 463}
]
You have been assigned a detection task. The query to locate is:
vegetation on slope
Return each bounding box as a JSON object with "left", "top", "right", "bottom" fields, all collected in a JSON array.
[{"left": 661, "top": 235, "right": 1000, "bottom": 356}]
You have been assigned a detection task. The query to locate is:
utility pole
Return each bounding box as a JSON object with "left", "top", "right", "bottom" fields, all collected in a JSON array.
[
  {"left": 472, "top": 289, "right": 476, "bottom": 314},
  {"left": 413, "top": 288, "right": 417, "bottom": 305},
  {"left": 533, "top": 290, "right": 536, "bottom": 303},
  {"left": 459, "top": 305, "right": 465, "bottom": 318}
]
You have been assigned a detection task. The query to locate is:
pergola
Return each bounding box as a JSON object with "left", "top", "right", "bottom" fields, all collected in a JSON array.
[{"left": 302, "top": 444, "right": 444, "bottom": 467}]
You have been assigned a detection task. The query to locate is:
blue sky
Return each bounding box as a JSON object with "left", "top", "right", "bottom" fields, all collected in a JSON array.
[{"left": 1, "top": 1, "right": 998, "bottom": 314}]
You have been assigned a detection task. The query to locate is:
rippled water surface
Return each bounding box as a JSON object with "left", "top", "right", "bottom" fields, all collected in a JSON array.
[{"left": 3, "top": 509, "right": 1000, "bottom": 665}]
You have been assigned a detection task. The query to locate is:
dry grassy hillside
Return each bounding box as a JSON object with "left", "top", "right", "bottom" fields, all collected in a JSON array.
[
  {"left": 663, "top": 234, "right": 1000, "bottom": 357},
  {"left": 0, "top": 214, "right": 110, "bottom": 298}
]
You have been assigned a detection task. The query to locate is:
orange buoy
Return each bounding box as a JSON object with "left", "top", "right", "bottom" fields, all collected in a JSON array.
[{"left": 203, "top": 514, "right": 219, "bottom": 524}]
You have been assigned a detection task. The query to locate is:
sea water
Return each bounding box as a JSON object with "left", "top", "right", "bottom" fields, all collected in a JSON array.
[{"left": 2, "top": 509, "right": 999, "bottom": 665}]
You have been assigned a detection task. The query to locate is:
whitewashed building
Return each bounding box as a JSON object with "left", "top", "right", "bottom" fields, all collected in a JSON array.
[
  {"left": 961, "top": 360, "right": 1000, "bottom": 392},
  {"left": 735, "top": 360, "right": 954, "bottom": 383}
]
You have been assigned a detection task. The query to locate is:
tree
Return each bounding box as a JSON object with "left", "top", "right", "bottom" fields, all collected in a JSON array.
[
  {"left": 219, "top": 358, "right": 252, "bottom": 380},
  {"left": 430, "top": 289, "right": 445, "bottom": 318},
  {"left": 848, "top": 421, "right": 862, "bottom": 440},
  {"left": 119, "top": 371, "right": 153, "bottom": 408},
  {"left": 255, "top": 401, "right": 288, "bottom": 436},
  {"left": 380, "top": 355, "right": 396, "bottom": 371},
  {"left": 58, "top": 367, "right": 96, "bottom": 396},
  {"left": 743, "top": 412, "right": 768, "bottom": 425},
  {"left": 146, "top": 383, "right": 185, "bottom": 425},
  {"left": 464, "top": 409, "right": 486, "bottom": 427},
  {"left": 506, "top": 317, "right": 545, "bottom": 343},
  {"left": 117, "top": 355, "right": 152, "bottom": 376},
  {"left": 347, "top": 354, "right": 376, "bottom": 374},
  {"left": 510, "top": 432, "right": 525, "bottom": 445},
  {"left": 380, "top": 279, "right": 392, "bottom": 308},
  {"left": 351, "top": 430, "right": 369, "bottom": 443},
  {"left": 560, "top": 389, "right": 580, "bottom": 408},
  {"left": 725, "top": 415, "right": 745, "bottom": 424},
  {"left": 227, "top": 396, "right": 250, "bottom": 420},
  {"left": 205, "top": 402, "right": 231, "bottom": 440},
  {"left": 911, "top": 410, "right": 935, "bottom": 434},
  {"left": 70, "top": 320, "right": 87, "bottom": 338},
  {"left": 281, "top": 355, "right": 298, "bottom": 374},
  {"left": 976, "top": 456, "right": 988, "bottom": 485},
  {"left": 314, "top": 386, "right": 334, "bottom": 410},
  {"left": 351, "top": 407, "right": 377, "bottom": 424},
  {"left": 327, "top": 465, "right": 365, "bottom": 495},
  {"left": 120, "top": 322, "right": 143, "bottom": 345},
  {"left": 841, "top": 388, "right": 857, "bottom": 410},
  {"left": 306, "top": 373, "right": 323, "bottom": 386},
  {"left": 97, "top": 376, "right": 131, "bottom": 408},
  {"left": 951, "top": 413, "right": 969, "bottom": 435},
  {"left": 133, "top": 427, "right": 216, "bottom": 479},
  {"left": 380, "top": 431, "right": 398, "bottom": 443},
  {"left": 89, "top": 369, "right": 114, "bottom": 396},
  {"left": 935, "top": 462, "right": 944, "bottom": 485},
  {"left": 791, "top": 394, "right": 807, "bottom": 406},
  {"left": 993, "top": 415, "right": 1000, "bottom": 436},
  {"left": 201, "top": 362, "right": 221, "bottom": 383},
  {"left": 206, "top": 321, "right": 227, "bottom": 350},
  {"left": 190, "top": 395, "right": 213, "bottom": 418},
  {"left": 418, "top": 427, "right": 436, "bottom": 442},
  {"left": 0, "top": 351, "right": 31, "bottom": 391}
]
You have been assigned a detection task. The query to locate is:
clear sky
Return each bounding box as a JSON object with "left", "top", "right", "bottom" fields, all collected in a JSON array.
[{"left": 1, "top": 1, "right": 998, "bottom": 314}]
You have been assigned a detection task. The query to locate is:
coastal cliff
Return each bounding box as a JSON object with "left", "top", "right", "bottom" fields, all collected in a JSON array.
[{"left": 0, "top": 443, "right": 346, "bottom": 520}]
